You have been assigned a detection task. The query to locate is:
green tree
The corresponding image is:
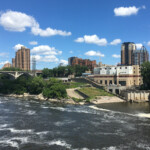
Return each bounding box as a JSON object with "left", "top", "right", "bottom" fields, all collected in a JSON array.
[
  {"left": 43, "top": 78, "right": 67, "bottom": 99},
  {"left": 42, "top": 68, "right": 50, "bottom": 78},
  {"left": 141, "top": 62, "right": 150, "bottom": 89},
  {"left": 28, "top": 76, "right": 45, "bottom": 94}
]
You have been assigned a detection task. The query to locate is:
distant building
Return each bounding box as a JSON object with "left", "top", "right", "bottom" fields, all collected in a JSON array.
[
  {"left": 12, "top": 46, "right": 30, "bottom": 71},
  {"left": 121, "top": 42, "right": 136, "bottom": 65},
  {"left": 132, "top": 46, "right": 149, "bottom": 65},
  {"left": 68, "top": 57, "right": 97, "bottom": 71},
  {"left": 12, "top": 58, "right": 15, "bottom": 67},
  {"left": 2, "top": 63, "right": 12, "bottom": 69},
  {"left": 68, "top": 57, "right": 77, "bottom": 66},
  {"left": 93, "top": 65, "right": 142, "bottom": 87},
  {"left": 121, "top": 42, "right": 149, "bottom": 66}
]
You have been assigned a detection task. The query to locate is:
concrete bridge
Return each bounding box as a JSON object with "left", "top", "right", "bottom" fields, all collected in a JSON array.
[{"left": 0, "top": 71, "right": 35, "bottom": 79}]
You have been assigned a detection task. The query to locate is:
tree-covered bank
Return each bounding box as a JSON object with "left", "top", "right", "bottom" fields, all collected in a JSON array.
[
  {"left": 42, "top": 65, "right": 88, "bottom": 78},
  {"left": 0, "top": 75, "right": 67, "bottom": 99}
]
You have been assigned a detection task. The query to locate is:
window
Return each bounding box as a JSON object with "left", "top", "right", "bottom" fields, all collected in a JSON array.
[
  {"left": 120, "top": 67, "right": 122, "bottom": 69},
  {"left": 125, "top": 67, "right": 127, "bottom": 69},
  {"left": 100, "top": 80, "right": 102, "bottom": 84},
  {"left": 105, "top": 80, "right": 107, "bottom": 85}
]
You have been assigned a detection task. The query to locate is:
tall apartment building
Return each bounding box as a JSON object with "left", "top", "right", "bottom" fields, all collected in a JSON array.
[
  {"left": 121, "top": 42, "right": 149, "bottom": 66},
  {"left": 12, "top": 58, "right": 15, "bottom": 68},
  {"left": 132, "top": 46, "right": 149, "bottom": 65},
  {"left": 12, "top": 46, "right": 30, "bottom": 71},
  {"left": 121, "top": 42, "right": 136, "bottom": 65},
  {"left": 68, "top": 57, "right": 97, "bottom": 71}
]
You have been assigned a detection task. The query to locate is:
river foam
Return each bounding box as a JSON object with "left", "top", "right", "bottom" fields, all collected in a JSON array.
[{"left": 48, "top": 139, "right": 71, "bottom": 149}]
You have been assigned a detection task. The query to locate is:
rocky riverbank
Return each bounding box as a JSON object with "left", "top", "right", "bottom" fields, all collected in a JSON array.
[{"left": 0, "top": 93, "right": 126, "bottom": 105}]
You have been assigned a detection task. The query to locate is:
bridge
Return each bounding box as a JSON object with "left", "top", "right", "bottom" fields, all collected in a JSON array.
[{"left": 0, "top": 71, "right": 42, "bottom": 79}]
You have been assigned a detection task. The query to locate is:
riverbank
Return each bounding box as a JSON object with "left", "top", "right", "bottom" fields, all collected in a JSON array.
[{"left": 0, "top": 93, "right": 126, "bottom": 105}]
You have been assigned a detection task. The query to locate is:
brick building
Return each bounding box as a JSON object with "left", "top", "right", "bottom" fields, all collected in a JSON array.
[
  {"left": 2, "top": 63, "right": 12, "bottom": 69},
  {"left": 68, "top": 57, "right": 97, "bottom": 71},
  {"left": 12, "top": 46, "right": 30, "bottom": 71}
]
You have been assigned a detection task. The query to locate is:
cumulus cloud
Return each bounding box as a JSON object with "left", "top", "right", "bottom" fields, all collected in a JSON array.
[
  {"left": 0, "top": 10, "right": 71, "bottom": 37},
  {"left": 13, "top": 44, "right": 25, "bottom": 51},
  {"left": 136, "top": 43, "right": 143, "bottom": 49},
  {"left": 147, "top": 41, "right": 150, "bottom": 46},
  {"left": 114, "top": 6, "right": 145, "bottom": 16},
  {"left": 84, "top": 50, "right": 105, "bottom": 57},
  {"left": 110, "top": 39, "right": 121, "bottom": 45},
  {"left": 31, "top": 45, "right": 62, "bottom": 55},
  {"left": 31, "top": 55, "right": 59, "bottom": 63},
  {"left": 29, "top": 41, "right": 38, "bottom": 45},
  {"left": 60, "top": 59, "right": 68, "bottom": 66},
  {"left": 0, "top": 60, "right": 10, "bottom": 66},
  {"left": 112, "top": 54, "right": 121, "bottom": 58},
  {"left": 75, "top": 35, "right": 107, "bottom": 46},
  {"left": 31, "top": 25, "right": 71, "bottom": 37}
]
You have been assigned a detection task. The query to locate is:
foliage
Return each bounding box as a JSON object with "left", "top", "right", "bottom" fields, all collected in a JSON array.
[
  {"left": 43, "top": 78, "right": 67, "bottom": 99},
  {"left": 28, "top": 76, "right": 45, "bottom": 94},
  {"left": 41, "top": 65, "right": 88, "bottom": 78},
  {"left": 141, "top": 62, "right": 150, "bottom": 90},
  {"left": 1, "top": 67, "right": 23, "bottom": 71}
]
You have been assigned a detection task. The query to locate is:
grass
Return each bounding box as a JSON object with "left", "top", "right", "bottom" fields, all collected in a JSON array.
[
  {"left": 78, "top": 87, "right": 114, "bottom": 100},
  {"left": 64, "top": 82, "right": 87, "bottom": 89}
]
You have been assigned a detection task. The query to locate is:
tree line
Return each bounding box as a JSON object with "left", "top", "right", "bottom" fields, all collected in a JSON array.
[
  {"left": 0, "top": 75, "right": 67, "bottom": 99},
  {"left": 42, "top": 65, "right": 88, "bottom": 78}
]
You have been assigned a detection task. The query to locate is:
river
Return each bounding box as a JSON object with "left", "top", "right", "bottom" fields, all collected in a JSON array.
[{"left": 0, "top": 96, "right": 150, "bottom": 150}]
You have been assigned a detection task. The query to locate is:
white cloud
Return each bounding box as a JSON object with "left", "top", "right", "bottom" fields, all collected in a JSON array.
[
  {"left": 69, "top": 51, "right": 73, "bottom": 54},
  {"left": 0, "top": 10, "right": 71, "bottom": 37},
  {"left": 110, "top": 39, "right": 121, "bottom": 45},
  {"left": 60, "top": 59, "right": 68, "bottom": 66},
  {"left": 31, "top": 55, "right": 59, "bottom": 63},
  {"left": 114, "top": 6, "right": 145, "bottom": 16},
  {"left": 147, "top": 41, "right": 150, "bottom": 46},
  {"left": 0, "top": 61, "right": 10, "bottom": 66},
  {"left": 29, "top": 41, "right": 38, "bottom": 45},
  {"left": 75, "top": 35, "right": 107, "bottom": 46},
  {"left": 112, "top": 54, "right": 121, "bottom": 58},
  {"left": 13, "top": 44, "right": 25, "bottom": 51},
  {"left": 31, "top": 45, "right": 62, "bottom": 55},
  {"left": 31, "top": 25, "right": 71, "bottom": 37},
  {"left": 136, "top": 43, "right": 143, "bottom": 49},
  {"left": 84, "top": 50, "right": 105, "bottom": 57},
  {"left": 0, "top": 52, "right": 9, "bottom": 57}
]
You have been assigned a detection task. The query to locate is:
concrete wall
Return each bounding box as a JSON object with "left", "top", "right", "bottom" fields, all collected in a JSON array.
[{"left": 120, "top": 90, "right": 150, "bottom": 102}]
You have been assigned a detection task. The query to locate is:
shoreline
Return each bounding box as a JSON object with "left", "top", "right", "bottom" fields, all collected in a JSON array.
[{"left": 0, "top": 93, "right": 126, "bottom": 105}]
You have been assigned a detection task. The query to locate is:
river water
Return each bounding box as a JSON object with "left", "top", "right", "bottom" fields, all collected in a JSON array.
[{"left": 0, "top": 97, "right": 150, "bottom": 150}]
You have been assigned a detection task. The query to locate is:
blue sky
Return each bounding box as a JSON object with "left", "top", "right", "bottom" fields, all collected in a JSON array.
[{"left": 0, "top": 0, "right": 150, "bottom": 69}]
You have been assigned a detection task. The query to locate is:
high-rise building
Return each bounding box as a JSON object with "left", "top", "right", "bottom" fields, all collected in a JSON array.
[
  {"left": 132, "top": 46, "right": 149, "bottom": 65},
  {"left": 12, "top": 46, "right": 30, "bottom": 71},
  {"left": 12, "top": 58, "right": 15, "bottom": 68},
  {"left": 121, "top": 42, "right": 136, "bottom": 65}
]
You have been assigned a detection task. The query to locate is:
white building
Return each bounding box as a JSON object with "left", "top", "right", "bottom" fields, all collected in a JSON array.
[{"left": 94, "top": 66, "right": 133, "bottom": 75}]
